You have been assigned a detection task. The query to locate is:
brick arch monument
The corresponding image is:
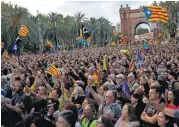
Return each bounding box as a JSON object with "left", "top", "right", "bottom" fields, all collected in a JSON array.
[{"left": 119, "top": 4, "right": 152, "bottom": 43}]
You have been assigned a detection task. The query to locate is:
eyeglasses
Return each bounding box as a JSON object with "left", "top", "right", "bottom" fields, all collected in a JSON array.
[{"left": 105, "top": 95, "right": 112, "bottom": 98}]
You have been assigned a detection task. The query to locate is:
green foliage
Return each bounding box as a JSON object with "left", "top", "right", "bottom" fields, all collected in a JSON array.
[
  {"left": 136, "top": 28, "right": 149, "bottom": 35},
  {"left": 1, "top": 1, "right": 114, "bottom": 52},
  {"left": 160, "top": 1, "right": 179, "bottom": 35}
]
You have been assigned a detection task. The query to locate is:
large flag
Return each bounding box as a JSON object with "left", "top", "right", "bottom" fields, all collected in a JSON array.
[
  {"left": 3, "top": 50, "right": 10, "bottom": 59},
  {"left": 82, "top": 24, "right": 91, "bottom": 40},
  {"left": 18, "top": 24, "right": 29, "bottom": 36},
  {"left": 137, "top": 49, "right": 143, "bottom": 70},
  {"left": 12, "top": 36, "right": 21, "bottom": 54},
  {"left": 143, "top": 6, "right": 169, "bottom": 23},
  {"left": 76, "top": 24, "right": 91, "bottom": 43}
]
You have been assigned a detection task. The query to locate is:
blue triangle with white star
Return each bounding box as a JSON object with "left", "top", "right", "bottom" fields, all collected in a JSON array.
[{"left": 143, "top": 7, "right": 152, "bottom": 20}]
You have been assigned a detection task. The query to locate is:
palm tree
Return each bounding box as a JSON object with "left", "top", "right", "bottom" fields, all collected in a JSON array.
[
  {"left": 71, "top": 12, "right": 87, "bottom": 48},
  {"left": 1, "top": 2, "right": 28, "bottom": 51},
  {"left": 160, "top": 1, "right": 179, "bottom": 37},
  {"left": 89, "top": 17, "right": 97, "bottom": 44}
]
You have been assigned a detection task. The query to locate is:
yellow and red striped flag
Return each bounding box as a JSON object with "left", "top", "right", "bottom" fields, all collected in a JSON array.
[
  {"left": 144, "top": 6, "right": 169, "bottom": 23},
  {"left": 45, "top": 64, "right": 61, "bottom": 77},
  {"left": 18, "top": 24, "right": 29, "bottom": 36},
  {"left": 47, "top": 40, "right": 54, "bottom": 48},
  {"left": 3, "top": 50, "right": 11, "bottom": 60}
]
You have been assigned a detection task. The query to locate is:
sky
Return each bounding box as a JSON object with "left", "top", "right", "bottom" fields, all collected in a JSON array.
[{"left": 2, "top": 0, "right": 155, "bottom": 28}]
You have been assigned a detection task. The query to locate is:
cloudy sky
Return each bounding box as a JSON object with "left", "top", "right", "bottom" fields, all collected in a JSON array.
[{"left": 3, "top": 0, "right": 155, "bottom": 26}]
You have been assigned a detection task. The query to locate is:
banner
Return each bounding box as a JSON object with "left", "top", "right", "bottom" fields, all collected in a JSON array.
[{"left": 135, "top": 32, "right": 153, "bottom": 41}]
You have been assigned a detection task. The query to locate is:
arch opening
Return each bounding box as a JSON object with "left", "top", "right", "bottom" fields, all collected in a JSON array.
[{"left": 134, "top": 22, "right": 151, "bottom": 35}]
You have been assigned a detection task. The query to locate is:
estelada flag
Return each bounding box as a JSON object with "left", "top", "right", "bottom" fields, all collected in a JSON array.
[{"left": 18, "top": 24, "right": 29, "bottom": 36}]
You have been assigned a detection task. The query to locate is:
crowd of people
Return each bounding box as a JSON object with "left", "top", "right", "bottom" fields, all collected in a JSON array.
[{"left": 1, "top": 42, "right": 179, "bottom": 127}]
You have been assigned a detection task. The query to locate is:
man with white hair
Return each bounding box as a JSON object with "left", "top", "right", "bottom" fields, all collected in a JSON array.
[
  {"left": 127, "top": 72, "right": 139, "bottom": 93},
  {"left": 116, "top": 74, "right": 130, "bottom": 99}
]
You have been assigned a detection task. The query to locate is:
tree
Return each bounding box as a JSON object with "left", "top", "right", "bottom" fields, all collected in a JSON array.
[
  {"left": 88, "top": 17, "right": 97, "bottom": 44},
  {"left": 160, "top": 1, "right": 179, "bottom": 37},
  {"left": 136, "top": 28, "right": 149, "bottom": 35}
]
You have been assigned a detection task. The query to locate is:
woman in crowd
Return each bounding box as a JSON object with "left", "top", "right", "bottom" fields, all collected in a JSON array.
[
  {"left": 64, "top": 103, "right": 81, "bottom": 127},
  {"left": 114, "top": 103, "right": 140, "bottom": 127},
  {"left": 56, "top": 110, "right": 76, "bottom": 127},
  {"left": 157, "top": 112, "right": 174, "bottom": 127},
  {"left": 130, "top": 93, "right": 146, "bottom": 122},
  {"left": 166, "top": 89, "right": 179, "bottom": 109},
  {"left": 71, "top": 86, "right": 85, "bottom": 109},
  {"left": 96, "top": 115, "right": 114, "bottom": 127}
]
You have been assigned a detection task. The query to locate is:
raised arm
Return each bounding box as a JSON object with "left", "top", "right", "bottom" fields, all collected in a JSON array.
[{"left": 89, "top": 86, "right": 104, "bottom": 105}]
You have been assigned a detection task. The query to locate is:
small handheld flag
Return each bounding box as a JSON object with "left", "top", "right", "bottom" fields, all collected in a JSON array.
[
  {"left": 47, "top": 40, "right": 54, "bottom": 48},
  {"left": 3, "top": 50, "right": 10, "bottom": 59},
  {"left": 18, "top": 24, "right": 29, "bottom": 36}
]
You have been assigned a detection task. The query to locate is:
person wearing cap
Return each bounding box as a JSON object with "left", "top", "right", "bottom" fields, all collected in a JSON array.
[
  {"left": 116, "top": 74, "right": 130, "bottom": 99},
  {"left": 56, "top": 110, "right": 76, "bottom": 127}
]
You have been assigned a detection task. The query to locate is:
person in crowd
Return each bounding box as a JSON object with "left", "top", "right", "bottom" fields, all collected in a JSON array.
[
  {"left": 99, "top": 90, "right": 121, "bottom": 123},
  {"left": 64, "top": 103, "right": 82, "bottom": 127},
  {"left": 166, "top": 89, "right": 179, "bottom": 109},
  {"left": 141, "top": 86, "right": 164, "bottom": 127},
  {"left": 71, "top": 86, "right": 85, "bottom": 109},
  {"left": 127, "top": 73, "right": 139, "bottom": 93},
  {"left": 114, "top": 103, "right": 140, "bottom": 127},
  {"left": 44, "top": 99, "right": 60, "bottom": 124},
  {"left": 81, "top": 104, "right": 97, "bottom": 127},
  {"left": 96, "top": 115, "right": 114, "bottom": 127},
  {"left": 157, "top": 112, "right": 174, "bottom": 127},
  {"left": 130, "top": 93, "right": 146, "bottom": 123},
  {"left": 30, "top": 117, "right": 55, "bottom": 127}
]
